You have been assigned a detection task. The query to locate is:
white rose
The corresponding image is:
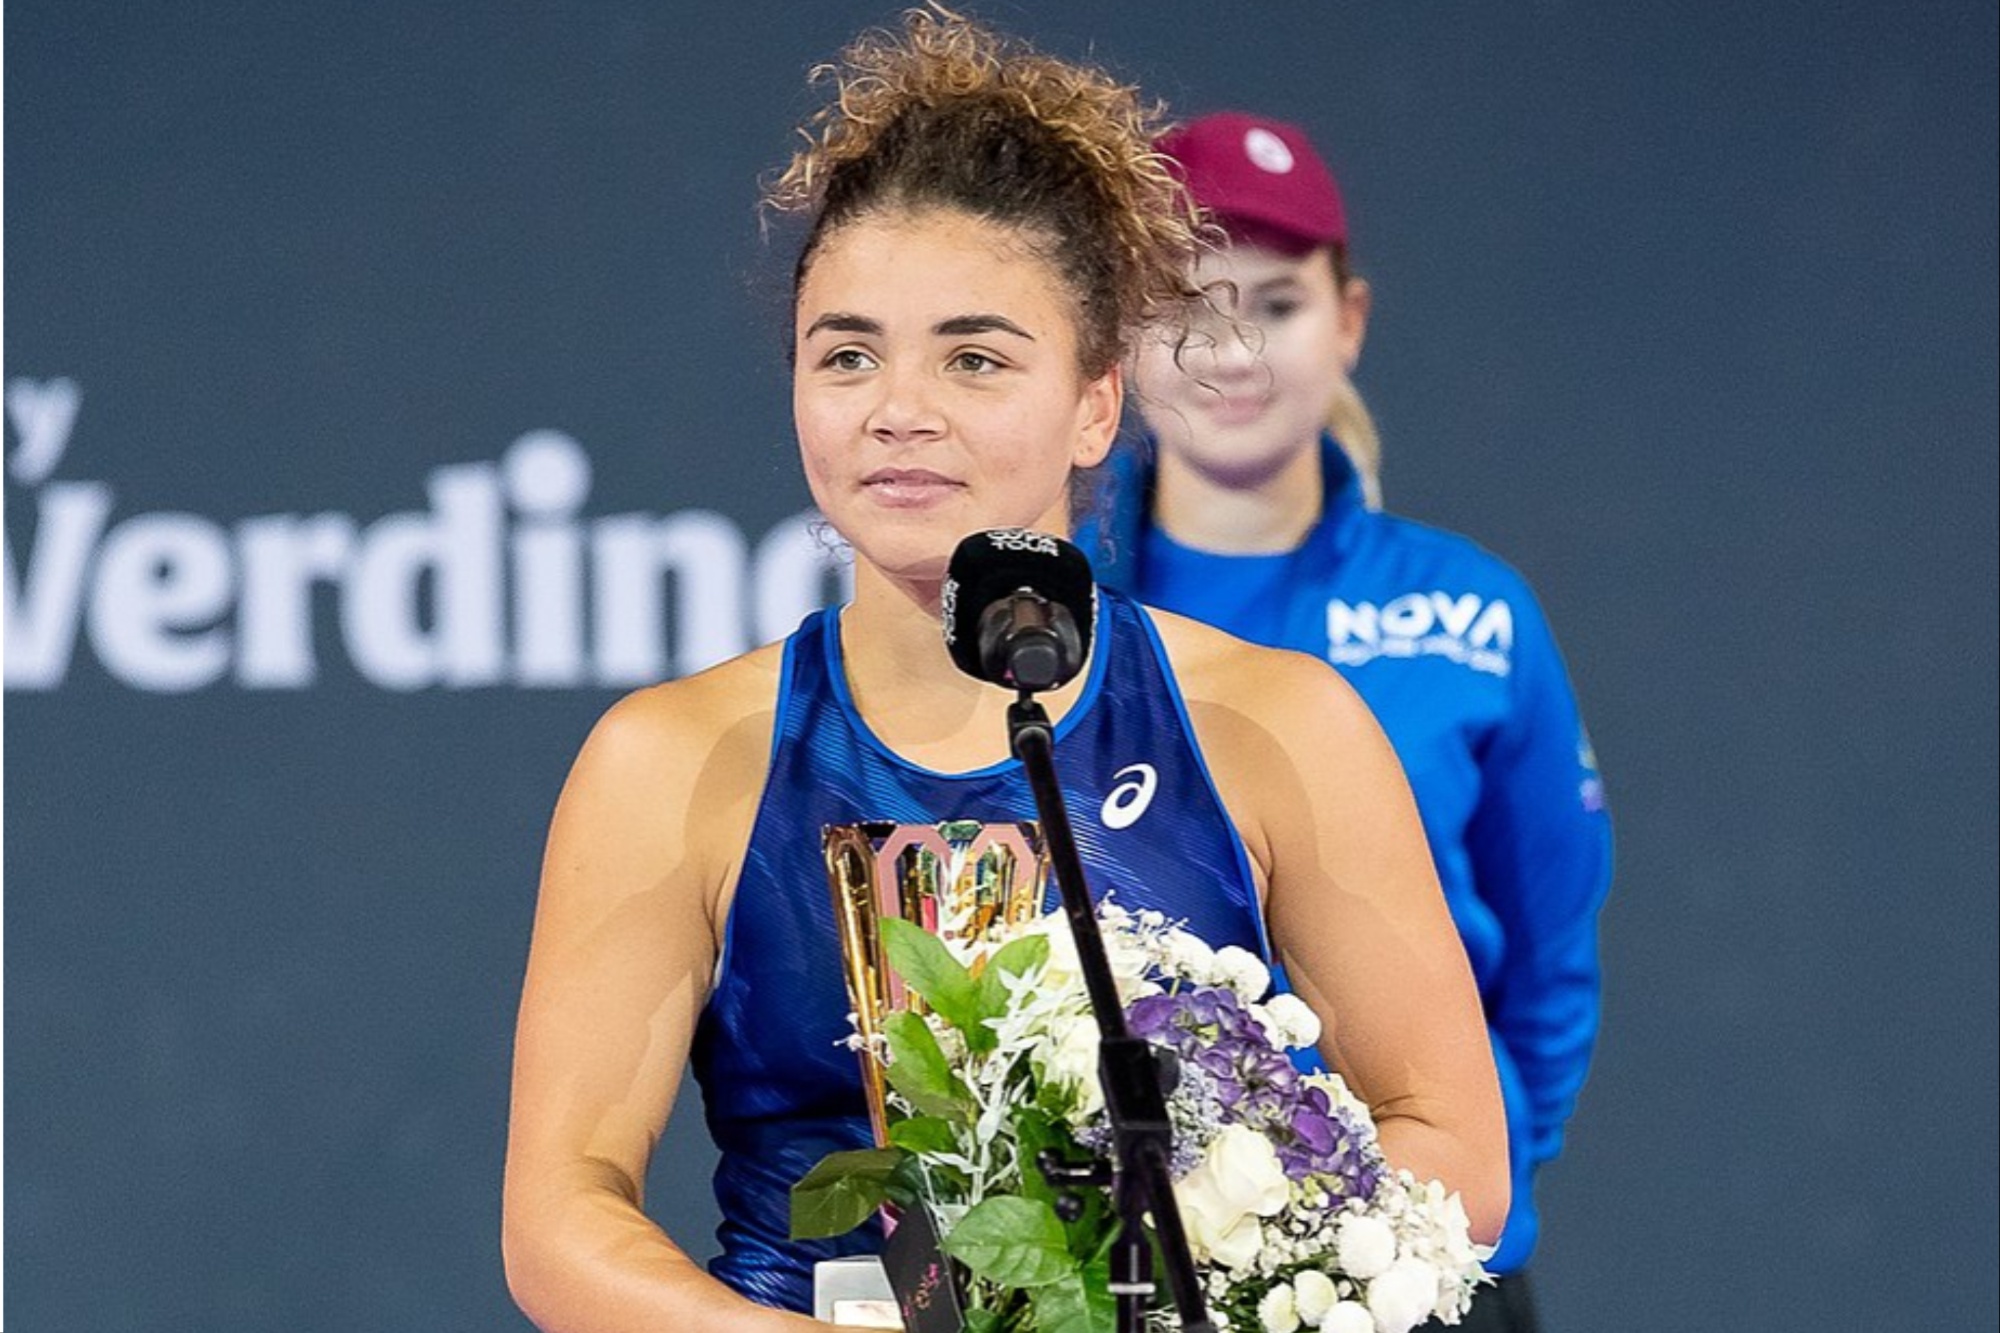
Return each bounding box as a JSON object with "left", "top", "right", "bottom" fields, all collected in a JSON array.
[
  {"left": 1257, "top": 1282, "right": 1302, "bottom": 1333},
  {"left": 1366, "top": 1259, "right": 1442, "bottom": 1333},
  {"left": 1212, "top": 945, "right": 1272, "bottom": 1000},
  {"left": 1208, "top": 1214, "right": 1266, "bottom": 1271},
  {"left": 1173, "top": 1126, "right": 1284, "bottom": 1271},
  {"left": 1204, "top": 1124, "right": 1290, "bottom": 1217},
  {"left": 1259, "top": 992, "right": 1322, "bottom": 1049},
  {"left": 1334, "top": 1214, "right": 1397, "bottom": 1280},
  {"left": 1177, "top": 1183, "right": 1265, "bottom": 1271},
  {"left": 1320, "top": 1300, "right": 1374, "bottom": 1333},
  {"left": 1022, "top": 912, "right": 1083, "bottom": 990},
  {"left": 1292, "top": 1269, "right": 1337, "bottom": 1325},
  {"left": 1032, "top": 1014, "right": 1102, "bottom": 1115}
]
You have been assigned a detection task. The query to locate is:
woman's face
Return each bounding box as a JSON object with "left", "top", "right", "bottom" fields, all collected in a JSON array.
[
  {"left": 1131, "top": 242, "right": 1368, "bottom": 487},
  {"left": 793, "top": 207, "right": 1121, "bottom": 586}
]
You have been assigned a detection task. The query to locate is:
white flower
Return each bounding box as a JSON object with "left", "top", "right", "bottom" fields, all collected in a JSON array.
[
  {"left": 1334, "top": 1214, "right": 1397, "bottom": 1280},
  {"left": 1163, "top": 927, "right": 1217, "bottom": 983},
  {"left": 1257, "top": 1282, "right": 1302, "bottom": 1333},
  {"left": 1258, "top": 992, "right": 1322, "bottom": 1049},
  {"left": 1202, "top": 1125, "right": 1291, "bottom": 1217},
  {"left": 1212, "top": 945, "right": 1271, "bottom": 1000},
  {"left": 1019, "top": 912, "right": 1084, "bottom": 991},
  {"left": 1174, "top": 1126, "right": 1287, "bottom": 1270},
  {"left": 1292, "top": 1269, "right": 1337, "bottom": 1325},
  {"left": 1030, "top": 1012, "right": 1102, "bottom": 1116},
  {"left": 1178, "top": 1193, "right": 1265, "bottom": 1271},
  {"left": 1320, "top": 1300, "right": 1374, "bottom": 1333},
  {"left": 1365, "top": 1258, "right": 1442, "bottom": 1333}
]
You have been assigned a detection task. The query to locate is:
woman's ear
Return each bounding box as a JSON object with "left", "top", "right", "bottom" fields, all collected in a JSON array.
[
  {"left": 1074, "top": 361, "right": 1124, "bottom": 468},
  {"left": 1336, "top": 276, "right": 1373, "bottom": 374}
]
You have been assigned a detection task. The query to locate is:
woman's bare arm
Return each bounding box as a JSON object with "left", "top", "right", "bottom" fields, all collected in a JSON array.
[{"left": 501, "top": 654, "right": 830, "bottom": 1332}]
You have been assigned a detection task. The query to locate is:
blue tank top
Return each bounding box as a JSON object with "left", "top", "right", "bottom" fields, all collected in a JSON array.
[{"left": 689, "top": 589, "right": 1274, "bottom": 1312}]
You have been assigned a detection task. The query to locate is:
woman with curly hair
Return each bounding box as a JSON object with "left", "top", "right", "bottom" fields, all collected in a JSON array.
[{"left": 502, "top": 10, "right": 1507, "bottom": 1329}]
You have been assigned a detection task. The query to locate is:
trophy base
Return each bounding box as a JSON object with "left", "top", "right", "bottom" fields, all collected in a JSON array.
[{"left": 812, "top": 1255, "right": 903, "bottom": 1330}]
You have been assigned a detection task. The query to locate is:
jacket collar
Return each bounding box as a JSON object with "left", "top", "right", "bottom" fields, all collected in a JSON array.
[{"left": 1083, "top": 430, "right": 1366, "bottom": 593}]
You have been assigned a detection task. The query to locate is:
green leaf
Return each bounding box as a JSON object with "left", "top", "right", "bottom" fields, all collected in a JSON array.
[
  {"left": 885, "top": 1148, "right": 929, "bottom": 1211},
  {"left": 884, "top": 1011, "right": 973, "bottom": 1119},
  {"left": 975, "top": 933, "right": 1050, "bottom": 1022},
  {"left": 941, "top": 1196, "right": 1077, "bottom": 1289},
  {"left": 788, "top": 1147, "right": 902, "bottom": 1240},
  {"left": 1010, "top": 1107, "right": 1062, "bottom": 1208},
  {"left": 961, "top": 1309, "right": 1004, "bottom": 1333},
  {"left": 1030, "top": 1268, "right": 1115, "bottom": 1333},
  {"left": 881, "top": 918, "right": 989, "bottom": 1049},
  {"left": 887, "top": 1114, "right": 961, "bottom": 1156}
]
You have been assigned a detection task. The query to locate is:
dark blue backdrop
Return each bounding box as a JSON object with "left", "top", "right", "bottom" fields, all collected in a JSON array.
[{"left": 6, "top": 2, "right": 1995, "bottom": 1328}]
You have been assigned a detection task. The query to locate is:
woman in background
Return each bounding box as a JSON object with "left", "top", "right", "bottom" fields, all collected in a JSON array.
[
  {"left": 1082, "top": 110, "right": 1614, "bottom": 1333},
  {"left": 503, "top": 14, "right": 1507, "bottom": 1332}
]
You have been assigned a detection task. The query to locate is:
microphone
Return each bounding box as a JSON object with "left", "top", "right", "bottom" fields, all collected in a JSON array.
[{"left": 940, "top": 529, "right": 1096, "bottom": 693}]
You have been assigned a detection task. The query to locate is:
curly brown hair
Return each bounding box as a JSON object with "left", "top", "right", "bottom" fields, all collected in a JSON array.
[{"left": 766, "top": 5, "right": 1207, "bottom": 378}]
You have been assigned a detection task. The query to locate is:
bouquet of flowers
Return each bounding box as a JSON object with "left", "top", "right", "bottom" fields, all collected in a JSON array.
[{"left": 791, "top": 902, "right": 1491, "bottom": 1333}]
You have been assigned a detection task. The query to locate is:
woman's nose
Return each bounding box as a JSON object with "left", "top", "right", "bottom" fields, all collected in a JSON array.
[
  {"left": 865, "top": 365, "right": 946, "bottom": 444},
  {"left": 1208, "top": 322, "right": 1266, "bottom": 377}
]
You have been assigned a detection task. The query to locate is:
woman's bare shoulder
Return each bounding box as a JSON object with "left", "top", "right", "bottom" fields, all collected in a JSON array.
[
  {"left": 1143, "top": 606, "right": 1374, "bottom": 739},
  {"left": 557, "top": 642, "right": 787, "bottom": 835},
  {"left": 590, "top": 641, "right": 785, "bottom": 755}
]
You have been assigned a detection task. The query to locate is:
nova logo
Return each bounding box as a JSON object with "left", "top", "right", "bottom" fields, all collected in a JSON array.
[
  {"left": 3, "top": 378, "right": 852, "bottom": 693},
  {"left": 1324, "top": 591, "right": 1513, "bottom": 676}
]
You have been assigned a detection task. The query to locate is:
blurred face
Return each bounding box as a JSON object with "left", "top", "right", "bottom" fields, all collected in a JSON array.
[
  {"left": 1131, "top": 242, "right": 1368, "bottom": 487},
  {"left": 793, "top": 207, "right": 1121, "bottom": 584}
]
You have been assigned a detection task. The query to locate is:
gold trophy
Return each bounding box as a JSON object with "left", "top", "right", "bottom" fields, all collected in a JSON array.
[{"left": 823, "top": 819, "right": 1051, "bottom": 1141}]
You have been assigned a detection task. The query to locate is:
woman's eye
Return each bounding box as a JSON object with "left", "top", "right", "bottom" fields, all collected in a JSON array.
[
  {"left": 1254, "top": 298, "right": 1302, "bottom": 322},
  {"left": 824, "top": 348, "right": 875, "bottom": 372},
  {"left": 949, "top": 350, "right": 1002, "bottom": 374}
]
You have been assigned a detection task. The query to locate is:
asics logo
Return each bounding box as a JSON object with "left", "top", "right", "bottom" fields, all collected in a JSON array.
[{"left": 1100, "top": 763, "right": 1158, "bottom": 829}]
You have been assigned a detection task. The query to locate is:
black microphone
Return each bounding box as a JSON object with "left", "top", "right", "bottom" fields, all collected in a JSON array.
[{"left": 940, "top": 529, "right": 1096, "bottom": 693}]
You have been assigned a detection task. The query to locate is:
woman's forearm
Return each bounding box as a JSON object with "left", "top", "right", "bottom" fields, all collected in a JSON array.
[
  {"left": 504, "top": 1172, "right": 825, "bottom": 1333},
  {"left": 1371, "top": 1113, "right": 1511, "bottom": 1246}
]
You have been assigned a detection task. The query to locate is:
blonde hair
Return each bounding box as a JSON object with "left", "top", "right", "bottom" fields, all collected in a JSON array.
[
  {"left": 1323, "top": 243, "right": 1383, "bottom": 508},
  {"left": 1327, "top": 378, "right": 1384, "bottom": 509},
  {"left": 765, "top": 5, "right": 1206, "bottom": 377}
]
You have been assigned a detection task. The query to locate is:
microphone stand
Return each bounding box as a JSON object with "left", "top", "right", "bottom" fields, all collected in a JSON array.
[{"left": 1007, "top": 692, "right": 1217, "bottom": 1333}]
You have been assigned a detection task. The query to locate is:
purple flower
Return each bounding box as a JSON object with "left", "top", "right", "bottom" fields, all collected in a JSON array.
[{"left": 1119, "top": 981, "right": 1388, "bottom": 1201}]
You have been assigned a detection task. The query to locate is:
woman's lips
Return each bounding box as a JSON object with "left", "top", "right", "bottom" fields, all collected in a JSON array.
[
  {"left": 861, "top": 468, "right": 965, "bottom": 507},
  {"left": 1199, "top": 393, "right": 1270, "bottom": 427}
]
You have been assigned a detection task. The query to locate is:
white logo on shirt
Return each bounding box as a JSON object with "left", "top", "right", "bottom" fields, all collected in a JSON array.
[
  {"left": 1100, "top": 763, "right": 1158, "bottom": 829},
  {"left": 1324, "top": 591, "right": 1514, "bottom": 676}
]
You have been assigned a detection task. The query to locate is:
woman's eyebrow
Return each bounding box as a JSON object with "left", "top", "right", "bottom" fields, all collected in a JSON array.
[
  {"left": 934, "top": 314, "right": 1035, "bottom": 340},
  {"left": 803, "top": 312, "right": 882, "bottom": 338}
]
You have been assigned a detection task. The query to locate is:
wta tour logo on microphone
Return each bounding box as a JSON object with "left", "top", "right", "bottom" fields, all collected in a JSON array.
[
  {"left": 940, "top": 528, "right": 1057, "bottom": 649},
  {"left": 984, "top": 528, "right": 1060, "bottom": 557},
  {"left": 3, "top": 376, "right": 851, "bottom": 693}
]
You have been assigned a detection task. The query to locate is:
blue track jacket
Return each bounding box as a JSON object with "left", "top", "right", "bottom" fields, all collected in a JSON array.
[{"left": 1077, "top": 436, "right": 1613, "bottom": 1274}]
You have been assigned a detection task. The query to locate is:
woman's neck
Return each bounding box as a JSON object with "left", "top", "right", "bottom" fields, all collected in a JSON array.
[
  {"left": 1152, "top": 436, "right": 1323, "bottom": 554},
  {"left": 838, "top": 564, "right": 1090, "bottom": 770}
]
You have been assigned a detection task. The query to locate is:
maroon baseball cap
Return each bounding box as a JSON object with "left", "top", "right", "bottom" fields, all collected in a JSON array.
[{"left": 1156, "top": 111, "right": 1348, "bottom": 254}]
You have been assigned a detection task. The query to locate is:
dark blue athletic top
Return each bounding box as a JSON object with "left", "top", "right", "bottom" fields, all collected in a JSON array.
[{"left": 688, "top": 589, "right": 1274, "bottom": 1312}]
